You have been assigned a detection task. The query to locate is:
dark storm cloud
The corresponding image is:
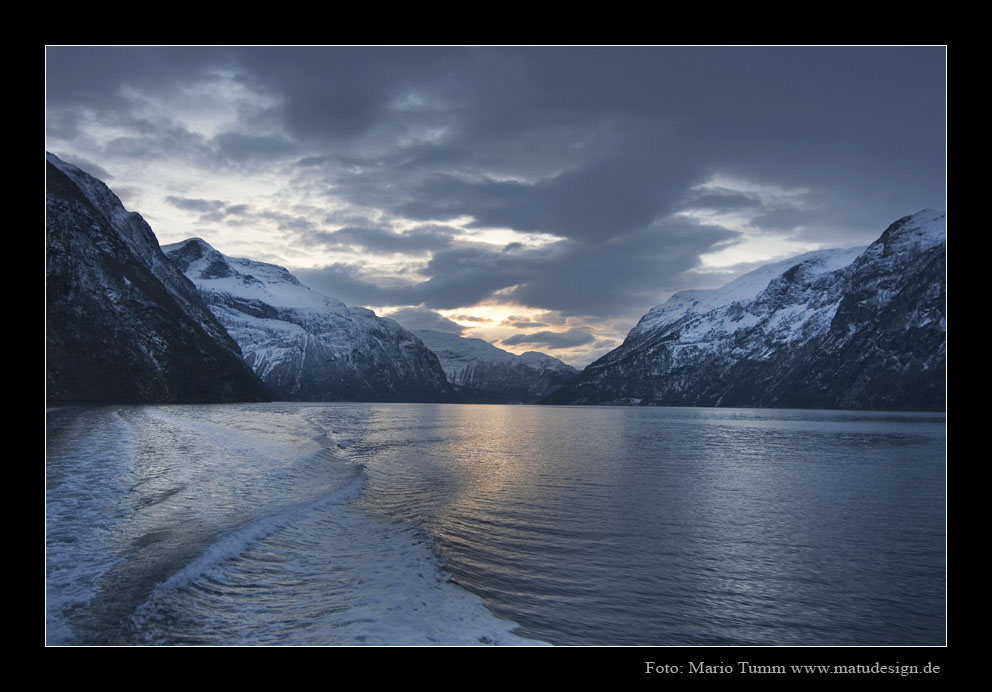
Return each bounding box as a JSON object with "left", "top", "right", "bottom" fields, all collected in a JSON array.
[
  {"left": 48, "top": 46, "right": 945, "bottom": 229},
  {"left": 211, "top": 132, "right": 297, "bottom": 162},
  {"left": 46, "top": 46, "right": 236, "bottom": 108},
  {"left": 165, "top": 196, "right": 226, "bottom": 213},
  {"left": 386, "top": 308, "right": 465, "bottom": 334},
  {"left": 681, "top": 188, "right": 762, "bottom": 212},
  {"left": 406, "top": 246, "right": 531, "bottom": 309},
  {"left": 45, "top": 46, "right": 295, "bottom": 171},
  {"left": 293, "top": 255, "right": 501, "bottom": 310},
  {"left": 295, "top": 216, "right": 738, "bottom": 316},
  {"left": 450, "top": 314, "right": 495, "bottom": 324},
  {"left": 48, "top": 46, "right": 945, "bottom": 321},
  {"left": 254, "top": 46, "right": 942, "bottom": 246},
  {"left": 501, "top": 328, "right": 596, "bottom": 349},
  {"left": 226, "top": 47, "right": 466, "bottom": 141},
  {"left": 165, "top": 196, "right": 318, "bottom": 233},
  {"left": 500, "top": 217, "right": 739, "bottom": 316},
  {"left": 101, "top": 124, "right": 215, "bottom": 166},
  {"left": 397, "top": 154, "right": 704, "bottom": 243},
  {"left": 293, "top": 263, "right": 403, "bottom": 307},
  {"left": 309, "top": 225, "right": 455, "bottom": 254},
  {"left": 45, "top": 47, "right": 220, "bottom": 146},
  {"left": 259, "top": 211, "right": 314, "bottom": 232}
]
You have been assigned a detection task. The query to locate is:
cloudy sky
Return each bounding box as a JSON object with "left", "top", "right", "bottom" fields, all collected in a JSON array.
[{"left": 45, "top": 46, "right": 946, "bottom": 367}]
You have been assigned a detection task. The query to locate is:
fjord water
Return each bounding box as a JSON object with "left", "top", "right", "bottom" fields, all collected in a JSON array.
[{"left": 46, "top": 403, "right": 945, "bottom": 646}]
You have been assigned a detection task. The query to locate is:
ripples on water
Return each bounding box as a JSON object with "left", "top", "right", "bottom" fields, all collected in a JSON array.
[{"left": 46, "top": 403, "right": 945, "bottom": 646}]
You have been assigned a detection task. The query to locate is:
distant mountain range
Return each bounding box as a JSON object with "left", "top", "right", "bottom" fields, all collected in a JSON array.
[
  {"left": 46, "top": 153, "right": 946, "bottom": 411},
  {"left": 544, "top": 210, "right": 946, "bottom": 411},
  {"left": 413, "top": 329, "right": 577, "bottom": 404}
]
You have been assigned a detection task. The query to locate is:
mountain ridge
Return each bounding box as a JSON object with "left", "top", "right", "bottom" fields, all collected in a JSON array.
[
  {"left": 543, "top": 210, "right": 946, "bottom": 411},
  {"left": 45, "top": 153, "right": 272, "bottom": 404},
  {"left": 413, "top": 329, "right": 578, "bottom": 404},
  {"left": 164, "top": 238, "right": 459, "bottom": 403},
  {"left": 46, "top": 152, "right": 945, "bottom": 411}
]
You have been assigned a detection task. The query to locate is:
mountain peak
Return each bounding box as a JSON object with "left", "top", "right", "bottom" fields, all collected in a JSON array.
[
  {"left": 46, "top": 153, "right": 271, "bottom": 403},
  {"left": 163, "top": 243, "right": 458, "bottom": 403},
  {"left": 891, "top": 208, "right": 944, "bottom": 233},
  {"left": 164, "top": 236, "right": 215, "bottom": 261},
  {"left": 177, "top": 236, "right": 215, "bottom": 252},
  {"left": 869, "top": 209, "right": 945, "bottom": 260},
  {"left": 46, "top": 150, "right": 70, "bottom": 171},
  {"left": 910, "top": 207, "right": 940, "bottom": 221},
  {"left": 630, "top": 245, "right": 866, "bottom": 340},
  {"left": 545, "top": 210, "right": 945, "bottom": 411},
  {"left": 162, "top": 237, "right": 236, "bottom": 280}
]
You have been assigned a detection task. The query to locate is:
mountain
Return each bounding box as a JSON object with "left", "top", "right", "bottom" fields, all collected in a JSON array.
[
  {"left": 544, "top": 210, "right": 946, "bottom": 411},
  {"left": 413, "top": 330, "right": 578, "bottom": 404},
  {"left": 45, "top": 153, "right": 271, "bottom": 404},
  {"left": 163, "top": 239, "right": 459, "bottom": 403}
]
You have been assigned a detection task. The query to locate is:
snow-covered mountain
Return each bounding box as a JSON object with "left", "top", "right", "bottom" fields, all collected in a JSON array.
[
  {"left": 45, "top": 153, "right": 271, "bottom": 404},
  {"left": 164, "top": 239, "right": 458, "bottom": 403},
  {"left": 413, "top": 330, "right": 578, "bottom": 404},
  {"left": 544, "top": 210, "right": 946, "bottom": 411}
]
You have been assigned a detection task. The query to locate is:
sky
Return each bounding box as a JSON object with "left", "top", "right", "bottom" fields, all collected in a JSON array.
[{"left": 45, "top": 46, "right": 946, "bottom": 367}]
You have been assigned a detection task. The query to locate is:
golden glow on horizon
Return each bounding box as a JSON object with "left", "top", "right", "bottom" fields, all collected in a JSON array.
[{"left": 437, "top": 304, "right": 551, "bottom": 329}]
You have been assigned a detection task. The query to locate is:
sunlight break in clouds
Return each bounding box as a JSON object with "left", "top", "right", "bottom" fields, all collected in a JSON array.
[{"left": 680, "top": 174, "right": 854, "bottom": 272}]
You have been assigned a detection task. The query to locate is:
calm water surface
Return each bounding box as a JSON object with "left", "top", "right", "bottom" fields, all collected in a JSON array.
[{"left": 46, "top": 403, "right": 945, "bottom": 646}]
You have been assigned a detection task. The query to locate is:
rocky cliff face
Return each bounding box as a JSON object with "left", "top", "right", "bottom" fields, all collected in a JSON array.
[
  {"left": 164, "top": 239, "right": 459, "bottom": 403},
  {"left": 544, "top": 210, "right": 946, "bottom": 411},
  {"left": 414, "top": 330, "right": 578, "bottom": 404},
  {"left": 45, "top": 153, "right": 271, "bottom": 404}
]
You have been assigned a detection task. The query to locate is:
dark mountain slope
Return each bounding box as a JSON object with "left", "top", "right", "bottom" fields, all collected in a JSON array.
[
  {"left": 544, "top": 210, "right": 945, "bottom": 411},
  {"left": 46, "top": 153, "right": 271, "bottom": 404}
]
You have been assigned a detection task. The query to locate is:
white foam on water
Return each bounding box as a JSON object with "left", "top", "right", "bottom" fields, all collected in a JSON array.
[
  {"left": 47, "top": 403, "right": 546, "bottom": 646},
  {"left": 46, "top": 407, "right": 137, "bottom": 644},
  {"left": 127, "top": 471, "right": 545, "bottom": 646}
]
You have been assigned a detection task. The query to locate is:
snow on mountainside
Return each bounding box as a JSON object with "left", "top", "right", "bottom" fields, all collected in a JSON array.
[
  {"left": 47, "top": 154, "right": 242, "bottom": 356},
  {"left": 628, "top": 245, "right": 867, "bottom": 341},
  {"left": 414, "top": 330, "right": 578, "bottom": 404},
  {"left": 544, "top": 210, "right": 946, "bottom": 411},
  {"left": 46, "top": 153, "right": 271, "bottom": 404},
  {"left": 164, "top": 239, "right": 458, "bottom": 403}
]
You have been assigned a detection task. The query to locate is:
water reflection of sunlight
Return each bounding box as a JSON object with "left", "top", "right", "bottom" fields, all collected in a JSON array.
[
  {"left": 343, "top": 403, "right": 943, "bottom": 645},
  {"left": 445, "top": 404, "right": 535, "bottom": 498}
]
